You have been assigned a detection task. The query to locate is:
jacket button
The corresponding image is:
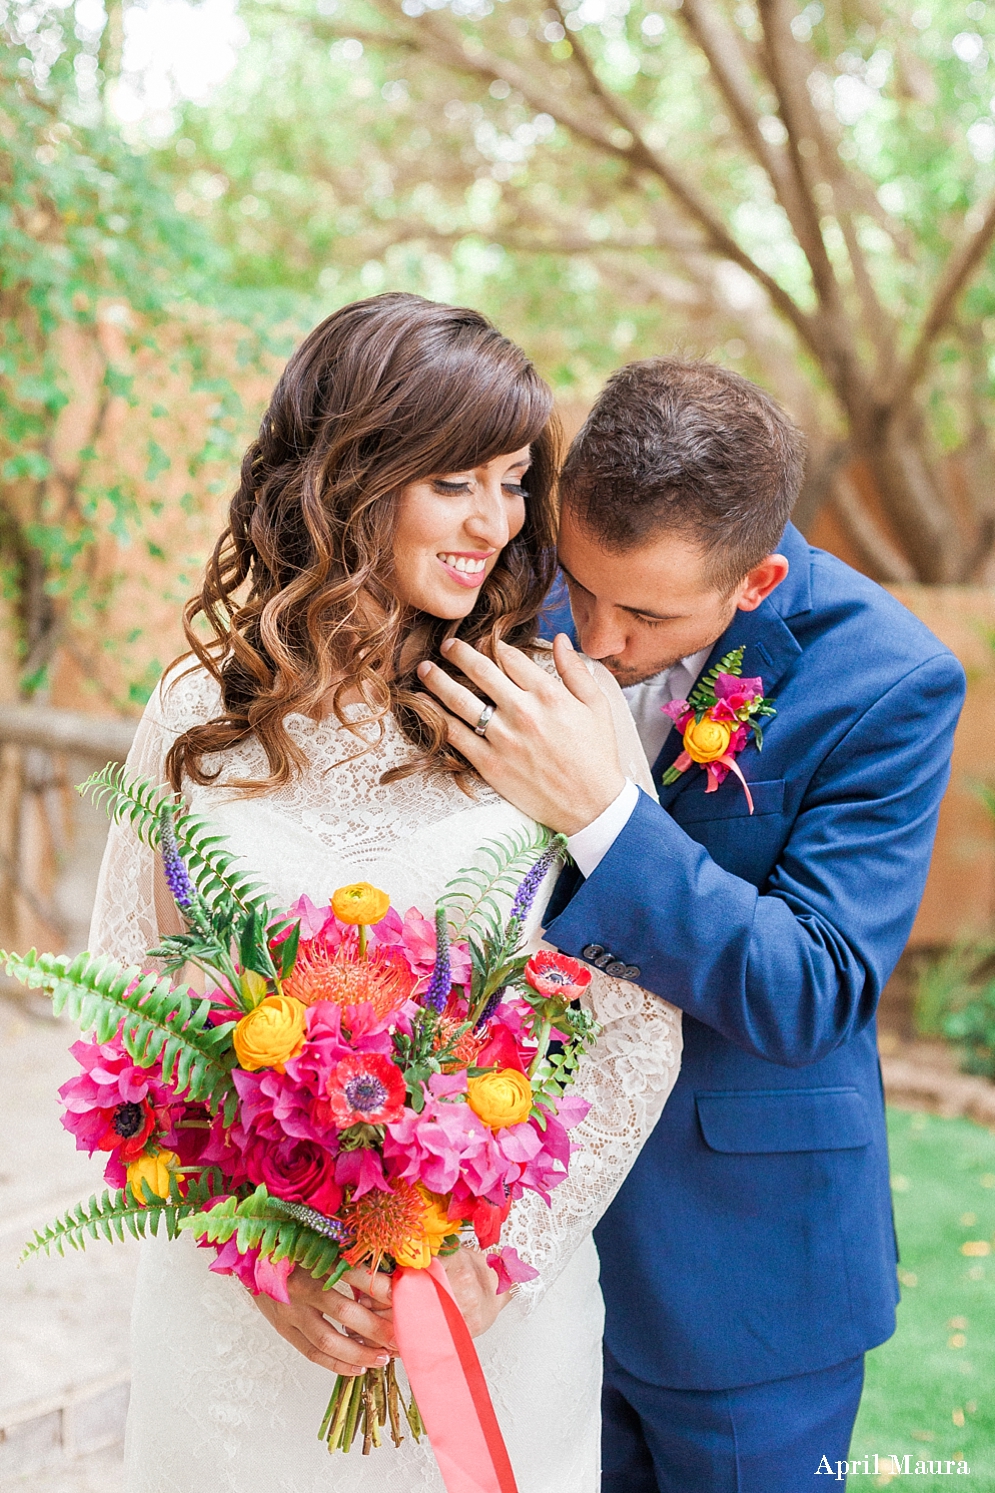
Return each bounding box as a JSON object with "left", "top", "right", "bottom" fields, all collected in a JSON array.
[
  {"left": 593, "top": 952, "right": 614, "bottom": 969},
  {"left": 581, "top": 944, "right": 605, "bottom": 962},
  {"left": 622, "top": 965, "right": 641, "bottom": 980},
  {"left": 604, "top": 961, "right": 628, "bottom": 977}
]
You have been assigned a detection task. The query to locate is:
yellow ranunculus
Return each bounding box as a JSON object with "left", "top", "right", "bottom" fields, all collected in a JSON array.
[
  {"left": 683, "top": 716, "right": 733, "bottom": 765},
  {"left": 420, "top": 1187, "right": 460, "bottom": 1250},
  {"left": 233, "top": 995, "right": 307, "bottom": 1073},
  {"left": 331, "top": 882, "right": 391, "bottom": 926},
  {"left": 394, "top": 1188, "right": 461, "bottom": 1269},
  {"left": 394, "top": 1232, "right": 433, "bottom": 1270},
  {"left": 467, "top": 1069, "right": 534, "bottom": 1130},
  {"left": 128, "top": 1149, "right": 180, "bottom": 1203}
]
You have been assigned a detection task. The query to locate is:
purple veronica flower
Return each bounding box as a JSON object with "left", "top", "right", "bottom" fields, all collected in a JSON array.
[
  {"left": 423, "top": 906, "right": 452, "bottom": 1013},
  {"left": 507, "top": 842, "right": 560, "bottom": 932},
  {"left": 158, "top": 806, "right": 195, "bottom": 911}
]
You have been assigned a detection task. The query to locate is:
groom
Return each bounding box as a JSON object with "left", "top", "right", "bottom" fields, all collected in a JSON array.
[{"left": 418, "top": 358, "right": 965, "bottom": 1491}]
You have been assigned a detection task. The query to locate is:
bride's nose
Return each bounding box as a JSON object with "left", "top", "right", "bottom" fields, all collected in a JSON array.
[{"left": 463, "top": 479, "right": 512, "bottom": 549}]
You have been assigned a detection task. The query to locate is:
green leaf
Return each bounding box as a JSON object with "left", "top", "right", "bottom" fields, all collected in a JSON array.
[
  {"left": 145, "top": 439, "right": 171, "bottom": 481},
  {"left": 21, "top": 1174, "right": 223, "bottom": 1262},
  {"left": 1, "top": 946, "right": 237, "bottom": 1118},
  {"left": 179, "top": 1185, "right": 348, "bottom": 1285}
]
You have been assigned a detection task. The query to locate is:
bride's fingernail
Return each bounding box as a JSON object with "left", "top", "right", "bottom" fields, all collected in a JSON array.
[
  {"left": 440, "top": 637, "right": 454, "bottom": 654},
  {"left": 417, "top": 661, "right": 431, "bottom": 678}
]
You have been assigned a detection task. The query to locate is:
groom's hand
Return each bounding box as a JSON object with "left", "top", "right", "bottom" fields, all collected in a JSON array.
[{"left": 417, "top": 634, "right": 625, "bottom": 836}]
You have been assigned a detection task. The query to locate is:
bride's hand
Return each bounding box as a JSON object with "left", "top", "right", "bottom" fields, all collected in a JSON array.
[
  {"left": 252, "top": 1265, "right": 398, "bottom": 1375},
  {"left": 442, "top": 1247, "right": 511, "bottom": 1338}
]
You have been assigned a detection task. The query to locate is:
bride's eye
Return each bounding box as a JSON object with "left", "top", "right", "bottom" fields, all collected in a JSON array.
[
  {"left": 502, "top": 482, "right": 527, "bottom": 497},
  {"left": 431, "top": 479, "right": 472, "bottom": 495}
]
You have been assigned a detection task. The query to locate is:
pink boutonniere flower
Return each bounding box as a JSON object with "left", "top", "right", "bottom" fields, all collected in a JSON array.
[{"left": 661, "top": 646, "right": 776, "bottom": 814}]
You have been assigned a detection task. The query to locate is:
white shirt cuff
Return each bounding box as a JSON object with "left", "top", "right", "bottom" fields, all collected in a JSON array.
[{"left": 566, "top": 779, "right": 640, "bottom": 879}]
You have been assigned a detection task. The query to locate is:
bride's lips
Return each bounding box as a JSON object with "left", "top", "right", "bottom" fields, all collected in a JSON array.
[{"left": 437, "top": 551, "right": 493, "bottom": 589}]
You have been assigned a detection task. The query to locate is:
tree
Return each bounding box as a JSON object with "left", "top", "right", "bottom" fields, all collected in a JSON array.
[
  {"left": 162, "top": 0, "right": 995, "bottom": 582},
  {"left": 0, "top": 9, "right": 249, "bottom": 705}
]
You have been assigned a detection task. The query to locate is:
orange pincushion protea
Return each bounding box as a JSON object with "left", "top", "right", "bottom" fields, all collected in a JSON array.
[
  {"left": 432, "top": 1016, "right": 486, "bottom": 1072},
  {"left": 284, "top": 945, "right": 415, "bottom": 1019},
  {"left": 342, "top": 1178, "right": 431, "bottom": 1274}
]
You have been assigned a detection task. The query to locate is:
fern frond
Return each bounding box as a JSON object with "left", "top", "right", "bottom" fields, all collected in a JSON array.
[
  {"left": 80, "top": 766, "right": 269, "bottom": 918},
  {"left": 1, "top": 947, "right": 237, "bottom": 1117},
  {"left": 444, "top": 825, "right": 551, "bottom": 940},
  {"left": 687, "top": 647, "right": 745, "bottom": 709},
  {"left": 20, "top": 1175, "right": 222, "bottom": 1262},
  {"left": 178, "top": 1186, "right": 350, "bottom": 1288}
]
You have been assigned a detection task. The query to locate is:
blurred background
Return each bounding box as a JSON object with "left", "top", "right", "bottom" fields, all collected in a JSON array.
[{"left": 2, "top": 0, "right": 995, "bottom": 1483}]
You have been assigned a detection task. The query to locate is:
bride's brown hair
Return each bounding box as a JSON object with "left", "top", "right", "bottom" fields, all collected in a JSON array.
[{"left": 165, "top": 293, "right": 558, "bottom": 793}]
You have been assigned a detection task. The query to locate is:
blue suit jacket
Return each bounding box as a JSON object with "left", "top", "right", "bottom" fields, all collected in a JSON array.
[{"left": 542, "top": 524, "right": 965, "bottom": 1391}]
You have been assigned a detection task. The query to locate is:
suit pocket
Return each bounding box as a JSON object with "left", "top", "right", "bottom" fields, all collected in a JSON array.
[
  {"left": 670, "top": 777, "right": 784, "bottom": 824},
  {"left": 695, "top": 1087, "right": 872, "bottom": 1153}
]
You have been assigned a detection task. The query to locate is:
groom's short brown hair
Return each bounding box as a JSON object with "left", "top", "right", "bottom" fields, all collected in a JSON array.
[{"left": 559, "top": 358, "right": 806, "bottom": 590}]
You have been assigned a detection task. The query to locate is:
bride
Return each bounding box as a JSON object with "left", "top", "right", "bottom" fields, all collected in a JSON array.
[{"left": 88, "top": 292, "right": 681, "bottom": 1492}]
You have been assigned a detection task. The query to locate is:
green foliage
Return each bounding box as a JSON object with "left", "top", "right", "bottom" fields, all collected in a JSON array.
[
  {"left": 442, "top": 826, "right": 565, "bottom": 1021},
  {"left": 179, "top": 1185, "right": 351, "bottom": 1288},
  {"left": 444, "top": 824, "right": 553, "bottom": 943},
  {"left": 0, "top": 945, "right": 238, "bottom": 1114},
  {"left": 529, "top": 1009, "right": 598, "bottom": 1113},
  {"left": 80, "top": 765, "right": 292, "bottom": 995},
  {"left": 0, "top": 16, "right": 253, "bottom": 700},
  {"left": 21, "top": 1173, "right": 224, "bottom": 1261},
  {"left": 83, "top": 765, "right": 268, "bottom": 917},
  {"left": 850, "top": 1109, "right": 995, "bottom": 1477},
  {"left": 914, "top": 944, "right": 995, "bottom": 1080}
]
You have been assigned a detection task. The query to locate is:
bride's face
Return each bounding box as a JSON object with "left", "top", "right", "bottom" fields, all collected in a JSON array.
[{"left": 391, "top": 446, "right": 531, "bottom": 619}]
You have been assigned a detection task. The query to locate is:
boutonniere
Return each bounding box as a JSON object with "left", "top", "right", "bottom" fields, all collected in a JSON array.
[{"left": 660, "top": 647, "right": 776, "bottom": 815}]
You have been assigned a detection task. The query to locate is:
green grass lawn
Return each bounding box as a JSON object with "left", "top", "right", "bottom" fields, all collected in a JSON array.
[{"left": 848, "top": 1107, "right": 995, "bottom": 1485}]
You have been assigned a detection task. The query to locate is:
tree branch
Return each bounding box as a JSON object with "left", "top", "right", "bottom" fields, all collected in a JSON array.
[
  {"left": 887, "top": 191, "right": 995, "bottom": 414},
  {"left": 371, "top": 0, "right": 821, "bottom": 357},
  {"left": 830, "top": 469, "right": 916, "bottom": 582},
  {"left": 678, "top": 0, "right": 817, "bottom": 258}
]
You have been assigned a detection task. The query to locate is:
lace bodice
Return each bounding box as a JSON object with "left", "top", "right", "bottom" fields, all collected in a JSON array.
[{"left": 89, "top": 653, "right": 682, "bottom": 1316}]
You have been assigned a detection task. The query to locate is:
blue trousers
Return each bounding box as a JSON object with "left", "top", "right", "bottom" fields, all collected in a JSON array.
[{"left": 601, "top": 1346, "right": 865, "bottom": 1493}]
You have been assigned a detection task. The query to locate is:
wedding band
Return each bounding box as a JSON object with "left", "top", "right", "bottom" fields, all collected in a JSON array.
[{"left": 474, "top": 703, "right": 496, "bottom": 737}]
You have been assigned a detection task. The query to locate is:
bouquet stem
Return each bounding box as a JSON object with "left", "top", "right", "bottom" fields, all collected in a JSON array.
[{"left": 321, "top": 1361, "right": 421, "bottom": 1455}]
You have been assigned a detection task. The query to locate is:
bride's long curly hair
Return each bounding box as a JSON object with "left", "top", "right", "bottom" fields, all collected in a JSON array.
[{"left": 165, "top": 293, "right": 559, "bottom": 793}]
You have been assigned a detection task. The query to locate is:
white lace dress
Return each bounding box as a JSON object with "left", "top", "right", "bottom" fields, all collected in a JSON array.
[{"left": 88, "top": 653, "right": 682, "bottom": 1493}]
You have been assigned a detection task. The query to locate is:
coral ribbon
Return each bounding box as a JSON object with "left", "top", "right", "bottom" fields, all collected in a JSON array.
[
  {"left": 392, "top": 1258, "right": 519, "bottom": 1493},
  {"left": 706, "top": 755, "right": 755, "bottom": 814}
]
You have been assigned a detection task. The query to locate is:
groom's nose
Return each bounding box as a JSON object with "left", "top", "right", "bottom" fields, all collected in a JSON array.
[{"left": 575, "top": 600, "right": 629, "bottom": 662}]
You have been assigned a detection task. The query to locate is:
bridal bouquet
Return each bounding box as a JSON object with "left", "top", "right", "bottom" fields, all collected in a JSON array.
[{"left": 5, "top": 768, "right": 596, "bottom": 1471}]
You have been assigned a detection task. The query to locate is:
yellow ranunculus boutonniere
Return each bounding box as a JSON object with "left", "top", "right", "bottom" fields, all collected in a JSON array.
[{"left": 661, "top": 646, "right": 777, "bottom": 816}]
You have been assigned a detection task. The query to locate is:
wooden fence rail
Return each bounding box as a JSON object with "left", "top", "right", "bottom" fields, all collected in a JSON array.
[{"left": 0, "top": 707, "right": 137, "bottom": 963}]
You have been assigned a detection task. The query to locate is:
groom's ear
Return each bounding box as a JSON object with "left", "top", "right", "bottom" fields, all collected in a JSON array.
[{"left": 733, "top": 555, "right": 789, "bottom": 613}]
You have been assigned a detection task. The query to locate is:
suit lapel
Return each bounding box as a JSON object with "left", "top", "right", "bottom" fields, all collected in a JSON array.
[{"left": 653, "top": 597, "right": 803, "bottom": 809}]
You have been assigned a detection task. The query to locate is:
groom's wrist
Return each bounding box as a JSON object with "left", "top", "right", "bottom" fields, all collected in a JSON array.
[{"left": 566, "top": 779, "right": 640, "bottom": 878}]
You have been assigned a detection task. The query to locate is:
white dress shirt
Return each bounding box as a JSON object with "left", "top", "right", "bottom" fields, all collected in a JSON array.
[{"left": 566, "top": 647, "right": 712, "bottom": 878}]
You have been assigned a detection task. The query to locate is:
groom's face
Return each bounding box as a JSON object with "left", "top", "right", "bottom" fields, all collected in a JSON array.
[{"left": 557, "top": 508, "right": 744, "bottom": 688}]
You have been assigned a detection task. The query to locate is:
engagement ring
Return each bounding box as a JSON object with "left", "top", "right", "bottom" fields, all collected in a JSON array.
[{"left": 474, "top": 703, "right": 496, "bottom": 737}]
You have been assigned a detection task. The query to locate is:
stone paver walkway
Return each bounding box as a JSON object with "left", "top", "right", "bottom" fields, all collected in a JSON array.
[{"left": 1, "top": 993, "right": 135, "bottom": 1483}]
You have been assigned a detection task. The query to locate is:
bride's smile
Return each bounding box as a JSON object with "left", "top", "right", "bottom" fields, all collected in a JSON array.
[{"left": 391, "top": 444, "right": 532, "bottom": 618}]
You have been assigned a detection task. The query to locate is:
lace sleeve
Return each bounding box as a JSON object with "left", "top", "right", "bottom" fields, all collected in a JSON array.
[
  {"left": 87, "top": 689, "right": 176, "bottom": 963},
  {"left": 500, "top": 951, "right": 682, "bottom": 1313}
]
